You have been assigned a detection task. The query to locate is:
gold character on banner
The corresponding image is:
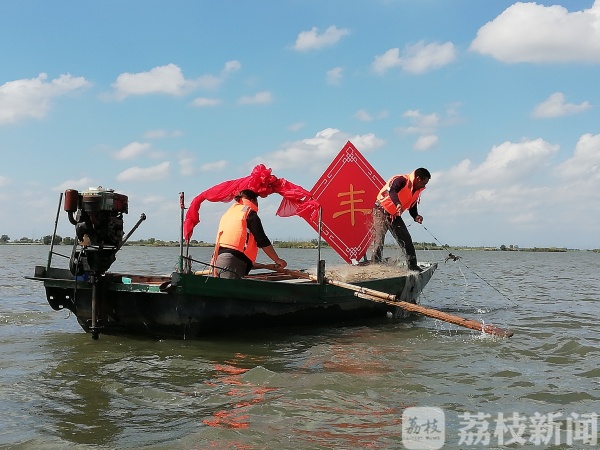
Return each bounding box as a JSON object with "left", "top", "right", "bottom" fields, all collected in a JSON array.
[{"left": 332, "top": 184, "right": 372, "bottom": 226}]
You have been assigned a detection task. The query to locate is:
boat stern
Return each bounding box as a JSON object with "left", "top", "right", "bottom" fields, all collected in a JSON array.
[{"left": 29, "top": 265, "right": 82, "bottom": 312}]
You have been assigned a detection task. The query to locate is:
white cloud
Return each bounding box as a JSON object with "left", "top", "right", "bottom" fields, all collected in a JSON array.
[
  {"left": 397, "top": 108, "right": 462, "bottom": 150},
  {"left": 557, "top": 133, "right": 600, "bottom": 180},
  {"left": 192, "top": 97, "right": 221, "bottom": 107},
  {"left": 532, "top": 92, "right": 591, "bottom": 118},
  {"left": 447, "top": 138, "right": 559, "bottom": 186},
  {"left": 372, "top": 48, "right": 401, "bottom": 74},
  {"left": 444, "top": 102, "right": 464, "bottom": 125},
  {"left": 111, "top": 64, "right": 189, "bottom": 99},
  {"left": 238, "top": 91, "right": 273, "bottom": 105},
  {"left": 0, "top": 176, "right": 9, "bottom": 187},
  {"left": 326, "top": 67, "right": 343, "bottom": 85},
  {"left": 510, "top": 212, "right": 537, "bottom": 225},
  {"left": 399, "top": 41, "right": 456, "bottom": 74},
  {"left": 200, "top": 160, "right": 228, "bottom": 172},
  {"left": 470, "top": 1, "right": 600, "bottom": 63},
  {"left": 423, "top": 135, "right": 600, "bottom": 247},
  {"left": 222, "top": 60, "right": 241, "bottom": 75},
  {"left": 399, "top": 110, "right": 440, "bottom": 133},
  {"left": 140, "top": 195, "right": 166, "bottom": 206},
  {"left": 249, "top": 128, "right": 384, "bottom": 172},
  {"left": 372, "top": 41, "right": 456, "bottom": 75},
  {"left": 287, "top": 122, "right": 305, "bottom": 132},
  {"left": 110, "top": 61, "right": 241, "bottom": 100},
  {"left": 116, "top": 162, "right": 170, "bottom": 182},
  {"left": 179, "top": 157, "right": 195, "bottom": 176},
  {"left": 197, "top": 60, "right": 240, "bottom": 89},
  {"left": 0, "top": 73, "right": 90, "bottom": 124},
  {"left": 552, "top": 134, "right": 600, "bottom": 221},
  {"left": 355, "top": 109, "right": 374, "bottom": 122},
  {"left": 422, "top": 139, "right": 563, "bottom": 242},
  {"left": 53, "top": 177, "right": 96, "bottom": 192},
  {"left": 354, "top": 109, "right": 388, "bottom": 122},
  {"left": 192, "top": 74, "right": 223, "bottom": 90},
  {"left": 175, "top": 151, "right": 203, "bottom": 176},
  {"left": 293, "top": 25, "right": 350, "bottom": 51},
  {"left": 414, "top": 134, "right": 438, "bottom": 151},
  {"left": 144, "top": 129, "right": 168, "bottom": 139},
  {"left": 114, "top": 142, "right": 151, "bottom": 160}
]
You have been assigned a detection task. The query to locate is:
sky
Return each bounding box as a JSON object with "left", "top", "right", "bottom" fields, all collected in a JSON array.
[{"left": 1, "top": 0, "right": 599, "bottom": 250}]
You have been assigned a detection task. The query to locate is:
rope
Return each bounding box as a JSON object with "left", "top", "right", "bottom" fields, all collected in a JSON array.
[{"left": 418, "top": 224, "right": 518, "bottom": 307}]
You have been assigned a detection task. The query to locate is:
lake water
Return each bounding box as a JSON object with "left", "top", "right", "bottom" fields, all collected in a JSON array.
[{"left": 1, "top": 244, "right": 599, "bottom": 449}]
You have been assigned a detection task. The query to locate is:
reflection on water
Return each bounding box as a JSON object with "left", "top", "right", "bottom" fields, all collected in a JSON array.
[
  {"left": 1, "top": 245, "right": 600, "bottom": 448},
  {"left": 21, "top": 326, "right": 421, "bottom": 448}
]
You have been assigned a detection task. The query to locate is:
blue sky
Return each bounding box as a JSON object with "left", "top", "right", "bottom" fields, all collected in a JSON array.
[{"left": 1, "top": 0, "right": 599, "bottom": 250}]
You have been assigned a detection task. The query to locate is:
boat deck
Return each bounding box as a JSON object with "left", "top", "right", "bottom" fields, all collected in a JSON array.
[{"left": 244, "top": 273, "right": 313, "bottom": 283}]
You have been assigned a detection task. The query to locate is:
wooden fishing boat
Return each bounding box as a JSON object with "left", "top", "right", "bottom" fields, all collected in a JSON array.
[
  {"left": 27, "top": 185, "right": 438, "bottom": 340},
  {"left": 28, "top": 144, "right": 513, "bottom": 339},
  {"left": 31, "top": 258, "right": 437, "bottom": 340}
]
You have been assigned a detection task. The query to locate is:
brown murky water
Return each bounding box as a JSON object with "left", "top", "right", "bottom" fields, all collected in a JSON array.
[{"left": 1, "top": 244, "right": 599, "bottom": 449}]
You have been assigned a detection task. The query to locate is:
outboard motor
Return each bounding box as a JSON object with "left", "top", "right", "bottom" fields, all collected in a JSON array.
[
  {"left": 62, "top": 187, "right": 145, "bottom": 340},
  {"left": 65, "top": 187, "right": 128, "bottom": 276}
]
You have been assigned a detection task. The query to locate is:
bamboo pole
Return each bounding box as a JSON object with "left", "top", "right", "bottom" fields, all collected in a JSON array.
[{"left": 253, "top": 263, "right": 513, "bottom": 338}]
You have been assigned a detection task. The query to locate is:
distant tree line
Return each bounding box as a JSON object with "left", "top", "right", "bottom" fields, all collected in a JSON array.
[
  {"left": 1, "top": 234, "right": 598, "bottom": 252},
  {"left": 414, "top": 242, "right": 445, "bottom": 250},
  {"left": 0, "top": 234, "right": 74, "bottom": 245}
]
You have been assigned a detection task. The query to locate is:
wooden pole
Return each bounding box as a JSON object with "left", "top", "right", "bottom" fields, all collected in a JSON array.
[
  {"left": 47, "top": 192, "right": 63, "bottom": 270},
  {"left": 253, "top": 263, "right": 513, "bottom": 338},
  {"left": 179, "top": 192, "right": 185, "bottom": 273}
]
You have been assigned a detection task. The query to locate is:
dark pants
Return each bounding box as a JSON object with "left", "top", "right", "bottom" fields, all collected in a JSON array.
[
  {"left": 371, "top": 205, "right": 417, "bottom": 266},
  {"left": 214, "top": 252, "right": 251, "bottom": 279}
]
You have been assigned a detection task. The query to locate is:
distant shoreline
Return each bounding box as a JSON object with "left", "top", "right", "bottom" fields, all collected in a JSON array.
[{"left": 1, "top": 241, "right": 598, "bottom": 253}]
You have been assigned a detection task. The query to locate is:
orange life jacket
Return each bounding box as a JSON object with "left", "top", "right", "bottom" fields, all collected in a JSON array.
[
  {"left": 214, "top": 199, "right": 260, "bottom": 263},
  {"left": 376, "top": 171, "right": 425, "bottom": 216}
]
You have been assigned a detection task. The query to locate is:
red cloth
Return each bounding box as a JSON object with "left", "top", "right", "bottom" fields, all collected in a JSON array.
[{"left": 183, "top": 164, "right": 320, "bottom": 241}]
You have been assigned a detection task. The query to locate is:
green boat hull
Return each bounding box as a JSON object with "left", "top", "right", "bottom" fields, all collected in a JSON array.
[{"left": 30, "top": 263, "right": 437, "bottom": 339}]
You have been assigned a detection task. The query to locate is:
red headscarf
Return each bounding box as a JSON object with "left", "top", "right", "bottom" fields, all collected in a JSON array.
[{"left": 183, "top": 164, "right": 319, "bottom": 241}]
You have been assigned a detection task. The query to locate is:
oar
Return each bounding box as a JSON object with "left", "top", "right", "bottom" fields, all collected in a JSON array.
[{"left": 254, "top": 263, "right": 513, "bottom": 338}]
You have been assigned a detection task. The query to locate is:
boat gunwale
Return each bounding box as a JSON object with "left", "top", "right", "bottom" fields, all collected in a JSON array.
[{"left": 28, "top": 263, "right": 436, "bottom": 288}]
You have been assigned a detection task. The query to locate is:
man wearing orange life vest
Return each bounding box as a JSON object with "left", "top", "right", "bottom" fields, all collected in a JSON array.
[
  {"left": 371, "top": 168, "right": 431, "bottom": 271},
  {"left": 213, "top": 190, "right": 287, "bottom": 279}
]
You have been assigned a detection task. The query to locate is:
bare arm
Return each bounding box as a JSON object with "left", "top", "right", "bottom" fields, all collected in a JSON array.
[{"left": 260, "top": 245, "right": 287, "bottom": 268}]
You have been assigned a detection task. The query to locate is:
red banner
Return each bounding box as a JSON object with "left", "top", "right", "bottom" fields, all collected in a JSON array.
[{"left": 304, "top": 141, "right": 385, "bottom": 264}]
